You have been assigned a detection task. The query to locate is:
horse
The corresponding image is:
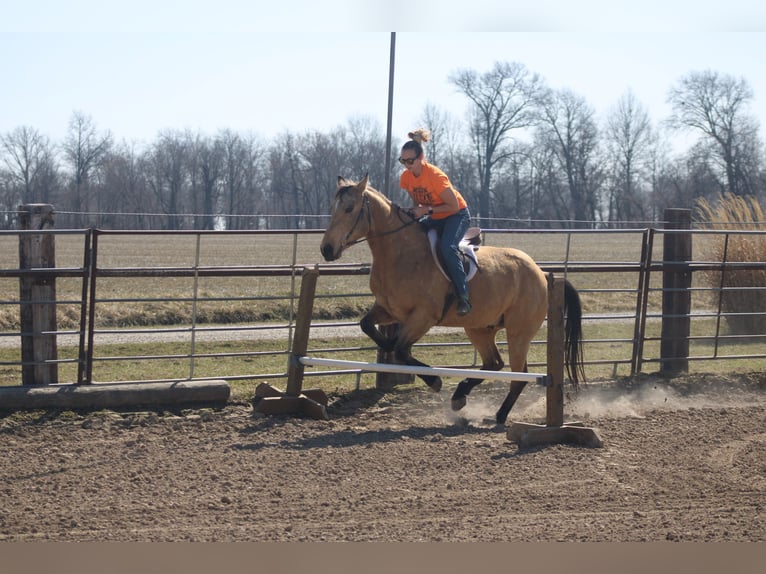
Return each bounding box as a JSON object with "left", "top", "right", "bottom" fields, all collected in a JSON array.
[{"left": 320, "top": 175, "right": 585, "bottom": 424}]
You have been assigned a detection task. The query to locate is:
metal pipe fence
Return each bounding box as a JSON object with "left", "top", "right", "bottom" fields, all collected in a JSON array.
[{"left": 1, "top": 225, "right": 766, "bottom": 389}]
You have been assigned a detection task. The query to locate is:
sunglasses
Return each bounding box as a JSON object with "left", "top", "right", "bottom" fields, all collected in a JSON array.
[{"left": 398, "top": 156, "right": 418, "bottom": 166}]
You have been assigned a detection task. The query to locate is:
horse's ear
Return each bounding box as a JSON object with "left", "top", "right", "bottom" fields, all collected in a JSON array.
[
  {"left": 337, "top": 176, "right": 346, "bottom": 189},
  {"left": 357, "top": 173, "right": 369, "bottom": 191}
]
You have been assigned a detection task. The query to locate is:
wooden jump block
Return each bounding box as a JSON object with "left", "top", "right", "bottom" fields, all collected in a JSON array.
[
  {"left": 507, "top": 421, "right": 603, "bottom": 449},
  {"left": 0, "top": 380, "right": 231, "bottom": 411},
  {"left": 253, "top": 382, "right": 328, "bottom": 420}
]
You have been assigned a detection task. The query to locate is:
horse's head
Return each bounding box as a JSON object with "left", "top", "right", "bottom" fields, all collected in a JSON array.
[{"left": 320, "top": 175, "right": 370, "bottom": 261}]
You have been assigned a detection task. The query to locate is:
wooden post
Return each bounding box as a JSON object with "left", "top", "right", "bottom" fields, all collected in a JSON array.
[
  {"left": 254, "top": 266, "right": 328, "bottom": 420},
  {"left": 545, "top": 274, "right": 565, "bottom": 427},
  {"left": 17, "top": 204, "right": 58, "bottom": 385},
  {"left": 506, "top": 274, "right": 603, "bottom": 448},
  {"left": 661, "top": 208, "right": 692, "bottom": 375},
  {"left": 286, "top": 266, "right": 319, "bottom": 396}
]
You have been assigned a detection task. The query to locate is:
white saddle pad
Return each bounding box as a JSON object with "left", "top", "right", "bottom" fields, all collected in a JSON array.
[{"left": 427, "top": 228, "right": 479, "bottom": 283}]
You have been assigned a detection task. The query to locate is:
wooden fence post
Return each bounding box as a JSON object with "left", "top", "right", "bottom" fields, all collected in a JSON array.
[
  {"left": 253, "top": 266, "right": 329, "bottom": 420},
  {"left": 285, "top": 266, "right": 319, "bottom": 396},
  {"left": 17, "top": 203, "right": 58, "bottom": 385},
  {"left": 661, "top": 208, "right": 692, "bottom": 375},
  {"left": 506, "top": 274, "right": 603, "bottom": 448},
  {"left": 545, "top": 274, "right": 565, "bottom": 428}
]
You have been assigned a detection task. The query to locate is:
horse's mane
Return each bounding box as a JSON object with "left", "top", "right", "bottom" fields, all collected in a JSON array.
[
  {"left": 338, "top": 177, "right": 401, "bottom": 210},
  {"left": 364, "top": 184, "right": 395, "bottom": 207}
]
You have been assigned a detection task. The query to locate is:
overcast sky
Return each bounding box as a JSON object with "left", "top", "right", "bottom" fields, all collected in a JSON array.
[{"left": 2, "top": 1, "right": 765, "bottom": 152}]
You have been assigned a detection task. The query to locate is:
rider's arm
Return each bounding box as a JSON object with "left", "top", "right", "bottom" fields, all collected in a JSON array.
[{"left": 430, "top": 186, "right": 460, "bottom": 215}]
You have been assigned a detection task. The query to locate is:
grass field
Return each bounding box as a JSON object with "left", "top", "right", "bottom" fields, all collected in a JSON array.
[{"left": 2, "top": 228, "right": 766, "bottom": 396}]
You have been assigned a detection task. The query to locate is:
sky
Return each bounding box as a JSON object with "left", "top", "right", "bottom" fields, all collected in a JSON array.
[{"left": 2, "top": 1, "right": 766, "bottom": 152}]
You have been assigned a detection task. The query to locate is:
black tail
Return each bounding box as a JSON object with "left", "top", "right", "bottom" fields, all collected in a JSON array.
[{"left": 563, "top": 279, "right": 586, "bottom": 388}]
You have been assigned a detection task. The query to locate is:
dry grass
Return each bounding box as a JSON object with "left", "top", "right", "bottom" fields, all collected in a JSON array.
[{"left": 695, "top": 193, "right": 766, "bottom": 334}]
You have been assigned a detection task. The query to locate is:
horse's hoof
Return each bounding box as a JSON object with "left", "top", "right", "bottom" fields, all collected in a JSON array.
[
  {"left": 451, "top": 396, "right": 466, "bottom": 411},
  {"left": 427, "top": 378, "right": 442, "bottom": 393}
]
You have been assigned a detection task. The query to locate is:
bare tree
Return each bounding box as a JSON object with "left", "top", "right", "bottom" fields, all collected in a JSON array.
[
  {"left": 537, "top": 88, "right": 604, "bottom": 227},
  {"left": 603, "top": 90, "right": 656, "bottom": 224},
  {"left": 298, "top": 129, "right": 343, "bottom": 219},
  {"left": 268, "top": 131, "right": 304, "bottom": 229},
  {"left": 144, "top": 130, "right": 191, "bottom": 230},
  {"left": 450, "top": 61, "right": 544, "bottom": 226},
  {"left": 191, "top": 133, "right": 224, "bottom": 230},
  {"left": 417, "top": 102, "right": 455, "bottom": 167},
  {"left": 490, "top": 141, "right": 541, "bottom": 226},
  {"left": 0, "top": 171, "right": 15, "bottom": 228},
  {"left": 652, "top": 144, "right": 722, "bottom": 215},
  {"left": 219, "top": 130, "right": 267, "bottom": 230},
  {"left": 61, "top": 112, "right": 112, "bottom": 226},
  {"left": 0, "top": 126, "right": 59, "bottom": 205},
  {"left": 343, "top": 115, "right": 388, "bottom": 192},
  {"left": 98, "top": 141, "right": 151, "bottom": 229},
  {"left": 667, "top": 70, "right": 762, "bottom": 196}
]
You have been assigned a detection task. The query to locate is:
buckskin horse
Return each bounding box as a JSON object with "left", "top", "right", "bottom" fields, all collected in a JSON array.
[{"left": 320, "top": 175, "right": 585, "bottom": 424}]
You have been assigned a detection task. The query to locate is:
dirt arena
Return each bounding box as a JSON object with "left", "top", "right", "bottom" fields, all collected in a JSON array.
[{"left": 0, "top": 372, "right": 764, "bottom": 542}]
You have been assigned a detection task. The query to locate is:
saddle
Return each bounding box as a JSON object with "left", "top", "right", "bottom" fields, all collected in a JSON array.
[{"left": 427, "top": 227, "right": 481, "bottom": 282}]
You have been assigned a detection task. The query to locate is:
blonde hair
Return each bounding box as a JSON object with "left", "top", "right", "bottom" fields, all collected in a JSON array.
[
  {"left": 407, "top": 128, "right": 431, "bottom": 144},
  {"left": 402, "top": 128, "right": 430, "bottom": 157}
]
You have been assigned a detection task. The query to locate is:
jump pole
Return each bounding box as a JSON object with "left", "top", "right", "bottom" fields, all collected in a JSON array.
[
  {"left": 506, "top": 274, "right": 603, "bottom": 448},
  {"left": 253, "top": 265, "right": 329, "bottom": 420},
  {"left": 299, "top": 356, "right": 544, "bottom": 384}
]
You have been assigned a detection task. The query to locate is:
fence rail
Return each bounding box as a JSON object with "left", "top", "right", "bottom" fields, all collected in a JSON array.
[{"left": 2, "top": 208, "right": 766, "bottom": 390}]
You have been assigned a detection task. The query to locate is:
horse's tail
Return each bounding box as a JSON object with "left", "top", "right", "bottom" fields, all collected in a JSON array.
[{"left": 563, "top": 279, "right": 586, "bottom": 389}]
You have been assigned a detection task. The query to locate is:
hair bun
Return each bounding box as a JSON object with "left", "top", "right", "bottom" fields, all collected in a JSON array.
[{"left": 407, "top": 128, "right": 431, "bottom": 144}]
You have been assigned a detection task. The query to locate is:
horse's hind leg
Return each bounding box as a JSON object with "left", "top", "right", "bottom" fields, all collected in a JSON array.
[
  {"left": 451, "top": 327, "right": 503, "bottom": 411},
  {"left": 496, "top": 379, "right": 528, "bottom": 425}
]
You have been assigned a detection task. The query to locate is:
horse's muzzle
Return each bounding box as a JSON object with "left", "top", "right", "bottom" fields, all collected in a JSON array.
[{"left": 320, "top": 243, "right": 338, "bottom": 261}]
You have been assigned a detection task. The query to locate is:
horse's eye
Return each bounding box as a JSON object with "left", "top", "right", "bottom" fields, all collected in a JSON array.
[{"left": 344, "top": 205, "right": 354, "bottom": 214}]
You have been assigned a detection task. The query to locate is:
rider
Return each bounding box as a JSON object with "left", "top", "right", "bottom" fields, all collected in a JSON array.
[{"left": 398, "top": 128, "right": 473, "bottom": 316}]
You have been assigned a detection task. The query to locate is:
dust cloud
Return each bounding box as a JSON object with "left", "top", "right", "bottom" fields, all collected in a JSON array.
[{"left": 437, "top": 377, "right": 766, "bottom": 425}]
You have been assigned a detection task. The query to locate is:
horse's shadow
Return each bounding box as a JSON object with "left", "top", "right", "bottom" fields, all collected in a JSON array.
[
  {"left": 234, "top": 421, "right": 504, "bottom": 452},
  {"left": 234, "top": 387, "right": 541, "bottom": 457}
]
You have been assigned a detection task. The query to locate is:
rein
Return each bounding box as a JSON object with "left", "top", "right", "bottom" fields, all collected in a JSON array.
[{"left": 344, "top": 191, "right": 418, "bottom": 248}]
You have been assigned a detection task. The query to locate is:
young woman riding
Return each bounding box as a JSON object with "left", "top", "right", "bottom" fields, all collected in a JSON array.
[{"left": 398, "top": 128, "right": 473, "bottom": 316}]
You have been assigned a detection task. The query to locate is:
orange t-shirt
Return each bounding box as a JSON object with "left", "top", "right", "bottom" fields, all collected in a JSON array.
[{"left": 399, "top": 160, "right": 467, "bottom": 220}]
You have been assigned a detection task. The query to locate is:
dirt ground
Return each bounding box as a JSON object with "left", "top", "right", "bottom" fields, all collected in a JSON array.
[{"left": 0, "top": 372, "right": 764, "bottom": 542}]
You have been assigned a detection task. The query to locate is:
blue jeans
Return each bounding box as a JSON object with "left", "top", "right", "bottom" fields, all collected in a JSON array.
[{"left": 423, "top": 208, "right": 471, "bottom": 300}]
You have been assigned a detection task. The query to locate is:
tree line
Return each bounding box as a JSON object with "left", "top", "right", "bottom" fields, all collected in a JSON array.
[{"left": 1, "top": 62, "right": 764, "bottom": 230}]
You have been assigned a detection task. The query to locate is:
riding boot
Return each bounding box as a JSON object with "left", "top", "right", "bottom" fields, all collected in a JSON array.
[
  {"left": 454, "top": 280, "right": 471, "bottom": 316},
  {"left": 456, "top": 293, "right": 472, "bottom": 316}
]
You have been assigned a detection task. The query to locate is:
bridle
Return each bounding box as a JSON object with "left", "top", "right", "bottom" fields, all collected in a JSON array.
[{"left": 342, "top": 190, "right": 418, "bottom": 249}]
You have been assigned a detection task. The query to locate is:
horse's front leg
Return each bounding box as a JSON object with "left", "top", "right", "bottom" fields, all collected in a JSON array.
[
  {"left": 495, "top": 379, "right": 528, "bottom": 425},
  {"left": 391, "top": 338, "right": 442, "bottom": 392},
  {"left": 360, "top": 304, "right": 396, "bottom": 352},
  {"left": 451, "top": 378, "right": 485, "bottom": 411},
  {"left": 362, "top": 304, "right": 442, "bottom": 392},
  {"left": 385, "top": 310, "right": 443, "bottom": 393}
]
